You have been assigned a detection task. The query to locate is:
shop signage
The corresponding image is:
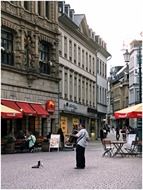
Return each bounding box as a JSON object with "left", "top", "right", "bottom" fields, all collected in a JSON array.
[
  {"left": 64, "top": 102, "right": 77, "bottom": 111},
  {"left": 72, "top": 118, "right": 79, "bottom": 126},
  {"left": 49, "top": 134, "right": 60, "bottom": 151},
  {"left": 87, "top": 107, "right": 97, "bottom": 114},
  {"left": 60, "top": 116, "right": 68, "bottom": 135},
  {"left": 46, "top": 100, "right": 55, "bottom": 113}
]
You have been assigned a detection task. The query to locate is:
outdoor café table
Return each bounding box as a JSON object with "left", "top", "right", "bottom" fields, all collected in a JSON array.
[{"left": 111, "top": 140, "right": 126, "bottom": 157}]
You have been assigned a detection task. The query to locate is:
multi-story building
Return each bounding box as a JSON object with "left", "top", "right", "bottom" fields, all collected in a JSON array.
[
  {"left": 108, "top": 65, "right": 129, "bottom": 127},
  {"left": 108, "top": 40, "right": 142, "bottom": 132},
  {"left": 58, "top": 2, "right": 111, "bottom": 139},
  {"left": 1, "top": 1, "right": 60, "bottom": 138},
  {"left": 128, "top": 40, "right": 142, "bottom": 132},
  {"left": 129, "top": 40, "right": 142, "bottom": 105}
]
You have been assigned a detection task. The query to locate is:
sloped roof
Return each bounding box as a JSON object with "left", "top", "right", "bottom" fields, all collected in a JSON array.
[
  {"left": 74, "top": 14, "right": 89, "bottom": 36},
  {"left": 74, "top": 14, "right": 85, "bottom": 26}
]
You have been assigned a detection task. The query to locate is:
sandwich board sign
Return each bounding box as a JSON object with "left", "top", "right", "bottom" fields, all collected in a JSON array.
[{"left": 49, "top": 134, "right": 60, "bottom": 151}]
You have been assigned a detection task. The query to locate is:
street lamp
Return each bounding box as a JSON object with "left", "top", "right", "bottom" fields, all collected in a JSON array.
[{"left": 123, "top": 49, "right": 130, "bottom": 64}]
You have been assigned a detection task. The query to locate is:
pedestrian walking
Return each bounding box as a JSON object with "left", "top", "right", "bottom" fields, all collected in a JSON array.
[
  {"left": 100, "top": 126, "right": 107, "bottom": 142},
  {"left": 71, "top": 123, "right": 89, "bottom": 169},
  {"left": 116, "top": 126, "right": 120, "bottom": 141},
  {"left": 57, "top": 127, "right": 64, "bottom": 150}
]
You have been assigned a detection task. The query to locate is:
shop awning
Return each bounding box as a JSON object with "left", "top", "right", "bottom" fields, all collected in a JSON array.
[
  {"left": 1, "top": 104, "right": 23, "bottom": 118},
  {"left": 16, "top": 102, "right": 36, "bottom": 116},
  {"left": 1, "top": 99, "right": 20, "bottom": 112},
  {"left": 114, "top": 103, "right": 143, "bottom": 119},
  {"left": 1, "top": 99, "right": 48, "bottom": 117},
  {"left": 30, "top": 103, "right": 49, "bottom": 117}
]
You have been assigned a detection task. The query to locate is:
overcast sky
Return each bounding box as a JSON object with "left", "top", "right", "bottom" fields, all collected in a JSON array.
[{"left": 65, "top": 0, "right": 143, "bottom": 75}]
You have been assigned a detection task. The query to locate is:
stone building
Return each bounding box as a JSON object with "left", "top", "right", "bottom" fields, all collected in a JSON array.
[
  {"left": 108, "top": 65, "right": 129, "bottom": 128},
  {"left": 1, "top": 1, "right": 60, "bottom": 138}
]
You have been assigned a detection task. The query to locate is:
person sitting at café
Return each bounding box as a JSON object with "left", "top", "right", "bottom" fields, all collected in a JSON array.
[{"left": 26, "top": 131, "right": 36, "bottom": 152}]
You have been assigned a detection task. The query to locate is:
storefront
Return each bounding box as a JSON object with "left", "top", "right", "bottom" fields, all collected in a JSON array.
[
  {"left": 59, "top": 100, "right": 97, "bottom": 139},
  {"left": 1, "top": 99, "right": 49, "bottom": 138}
]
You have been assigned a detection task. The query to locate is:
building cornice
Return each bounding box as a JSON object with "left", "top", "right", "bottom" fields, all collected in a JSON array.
[{"left": 59, "top": 14, "right": 111, "bottom": 58}]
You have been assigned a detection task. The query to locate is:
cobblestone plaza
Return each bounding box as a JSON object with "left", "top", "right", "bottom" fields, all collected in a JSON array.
[{"left": 1, "top": 142, "right": 142, "bottom": 189}]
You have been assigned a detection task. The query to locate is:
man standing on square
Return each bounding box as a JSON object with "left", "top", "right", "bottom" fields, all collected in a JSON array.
[{"left": 72, "top": 123, "right": 89, "bottom": 169}]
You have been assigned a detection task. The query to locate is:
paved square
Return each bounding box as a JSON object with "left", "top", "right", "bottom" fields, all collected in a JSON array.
[{"left": 1, "top": 142, "right": 142, "bottom": 189}]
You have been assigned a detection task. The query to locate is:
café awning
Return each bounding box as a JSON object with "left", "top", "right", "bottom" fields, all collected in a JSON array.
[
  {"left": 1, "top": 99, "right": 48, "bottom": 117},
  {"left": 114, "top": 103, "right": 143, "bottom": 119},
  {"left": 1, "top": 104, "right": 23, "bottom": 119},
  {"left": 16, "top": 102, "right": 36, "bottom": 116},
  {"left": 30, "top": 103, "right": 49, "bottom": 117}
]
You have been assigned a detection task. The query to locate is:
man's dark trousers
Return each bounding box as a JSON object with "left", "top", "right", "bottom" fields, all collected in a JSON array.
[{"left": 76, "top": 144, "right": 85, "bottom": 168}]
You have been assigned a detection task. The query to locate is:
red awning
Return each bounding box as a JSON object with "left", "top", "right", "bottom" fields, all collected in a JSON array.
[
  {"left": 114, "top": 103, "right": 143, "bottom": 119},
  {"left": 1, "top": 99, "right": 21, "bottom": 112},
  {"left": 1, "top": 104, "right": 23, "bottom": 119},
  {"left": 1, "top": 99, "right": 48, "bottom": 117},
  {"left": 16, "top": 102, "right": 36, "bottom": 116},
  {"left": 30, "top": 103, "right": 49, "bottom": 117}
]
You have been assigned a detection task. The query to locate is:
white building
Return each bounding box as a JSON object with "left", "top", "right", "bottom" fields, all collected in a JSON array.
[
  {"left": 128, "top": 40, "right": 142, "bottom": 129},
  {"left": 58, "top": 2, "right": 111, "bottom": 139}
]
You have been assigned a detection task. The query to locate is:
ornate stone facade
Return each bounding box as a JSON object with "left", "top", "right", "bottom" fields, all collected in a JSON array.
[{"left": 1, "top": 1, "right": 60, "bottom": 135}]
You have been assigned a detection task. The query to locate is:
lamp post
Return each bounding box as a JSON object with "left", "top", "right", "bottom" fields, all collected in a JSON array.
[
  {"left": 123, "top": 49, "right": 130, "bottom": 127},
  {"left": 123, "top": 49, "right": 130, "bottom": 106}
]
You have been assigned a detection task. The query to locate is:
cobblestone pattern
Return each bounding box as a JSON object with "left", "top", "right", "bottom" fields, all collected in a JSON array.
[{"left": 1, "top": 142, "right": 142, "bottom": 189}]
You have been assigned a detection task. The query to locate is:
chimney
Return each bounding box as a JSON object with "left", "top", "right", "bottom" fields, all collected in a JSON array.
[{"left": 89, "top": 28, "right": 93, "bottom": 38}]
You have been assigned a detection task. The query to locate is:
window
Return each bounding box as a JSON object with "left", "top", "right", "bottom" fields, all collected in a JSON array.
[
  {"left": 58, "top": 34, "right": 62, "bottom": 56},
  {"left": 97, "top": 58, "right": 99, "bottom": 74},
  {"left": 24, "top": 1, "right": 31, "bottom": 11},
  {"left": 78, "top": 46, "right": 81, "bottom": 66},
  {"left": 64, "top": 36, "right": 67, "bottom": 58},
  {"left": 1, "top": 28, "right": 14, "bottom": 66},
  {"left": 69, "top": 40, "right": 72, "bottom": 61},
  {"left": 89, "top": 55, "right": 91, "bottom": 73},
  {"left": 45, "top": 1, "right": 49, "bottom": 19},
  {"left": 86, "top": 52, "right": 88, "bottom": 71},
  {"left": 82, "top": 49, "right": 85, "bottom": 69},
  {"left": 93, "top": 57, "right": 95, "bottom": 75},
  {"left": 74, "top": 43, "right": 77, "bottom": 63},
  {"left": 38, "top": 1, "right": 42, "bottom": 16},
  {"left": 39, "top": 41, "right": 51, "bottom": 74}
]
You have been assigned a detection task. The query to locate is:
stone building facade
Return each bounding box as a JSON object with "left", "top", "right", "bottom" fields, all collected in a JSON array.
[{"left": 1, "top": 1, "right": 60, "bottom": 137}]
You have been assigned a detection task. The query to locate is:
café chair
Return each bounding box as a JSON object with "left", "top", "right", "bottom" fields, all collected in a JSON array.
[
  {"left": 102, "top": 139, "right": 113, "bottom": 157},
  {"left": 124, "top": 134, "right": 138, "bottom": 156}
]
